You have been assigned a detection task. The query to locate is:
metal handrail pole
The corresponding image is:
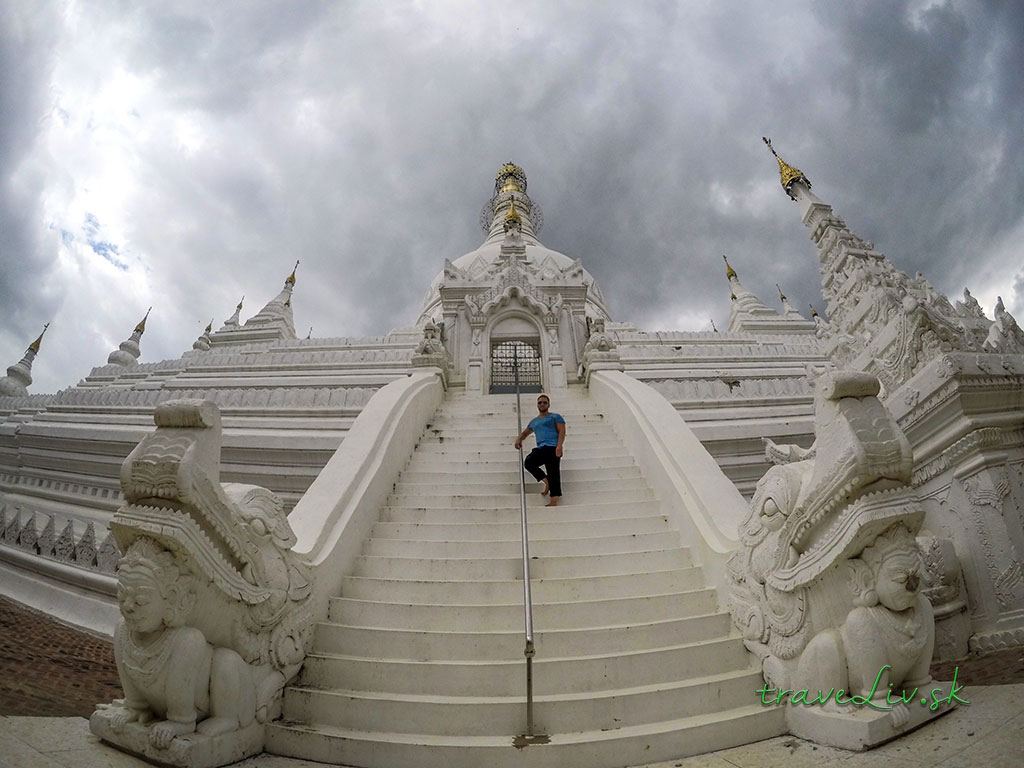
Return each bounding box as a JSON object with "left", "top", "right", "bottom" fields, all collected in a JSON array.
[{"left": 513, "top": 347, "right": 536, "bottom": 736}]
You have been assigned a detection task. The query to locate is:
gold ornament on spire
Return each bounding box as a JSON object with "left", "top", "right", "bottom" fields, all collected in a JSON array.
[
  {"left": 134, "top": 307, "right": 152, "bottom": 334},
  {"left": 723, "top": 255, "right": 738, "bottom": 281},
  {"left": 763, "top": 137, "right": 811, "bottom": 201},
  {"left": 285, "top": 260, "right": 300, "bottom": 287},
  {"left": 505, "top": 194, "right": 522, "bottom": 226},
  {"left": 776, "top": 283, "right": 787, "bottom": 303},
  {"left": 495, "top": 161, "right": 527, "bottom": 195},
  {"left": 28, "top": 322, "right": 50, "bottom": 354},
  {"left": 809, "top": 304, "right": 820, "bottom": 318},
  {"left": 236, "top": 296, "right": 244, "bottom": 311}
]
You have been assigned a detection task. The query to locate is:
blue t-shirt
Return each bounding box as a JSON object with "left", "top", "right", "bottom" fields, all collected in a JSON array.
[{"left": 528, "top": 413, "right": 565, "bottom": 447}]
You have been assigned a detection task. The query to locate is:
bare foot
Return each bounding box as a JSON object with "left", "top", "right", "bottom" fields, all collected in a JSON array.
[
  {"left": 540, "top": 478, "right": 549, "bottom": 496},
  {"left": 545, "top": 497, "right": 559, "bottom": 507}
]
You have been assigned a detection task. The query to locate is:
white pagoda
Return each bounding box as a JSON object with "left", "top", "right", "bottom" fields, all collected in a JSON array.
[{"left": 1, "top": 150, "right": 1022, "bottom": 766}]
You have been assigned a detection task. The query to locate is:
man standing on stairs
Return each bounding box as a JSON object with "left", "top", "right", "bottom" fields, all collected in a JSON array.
[{"left": 514, "top": 393, "right": 566, "bottom": 507}]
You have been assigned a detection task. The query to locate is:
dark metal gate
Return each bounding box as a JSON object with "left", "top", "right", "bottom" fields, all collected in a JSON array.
[{"left": 490, "top": 338, "right": 542, "bottom": 394}]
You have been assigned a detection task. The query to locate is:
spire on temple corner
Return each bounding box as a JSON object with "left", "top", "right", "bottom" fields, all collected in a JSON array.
[
  {"left": 136, "top": 307, "right": 153, "bottom": 333},
  {"left": 223, "top": 296, "right": 244, "bottom": 328},
  {"left": 192, "top": 319, "right": 214, "bottom": 351},
  {"left": 776, "top": 283, "right": 804, "bottom": 318},
  {"left": 763, "top": 137, "right": 811, "bottom": 201},
  {"left": 108, "top": 309, "right": 151, "bottom": 367},
  {"left": 0, "top": 323, "right": 50, "bottom": 397}
]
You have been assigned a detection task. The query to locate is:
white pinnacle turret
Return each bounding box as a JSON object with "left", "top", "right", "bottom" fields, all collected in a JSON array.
[
  {"left": 107, "top": 308, "right": 150, "bottom": 367},
  {"left": 222, "top": 296, "right": 244, "bottom": 328},
  {"left": 0, "top": 323, "right": 49, "bottom": 397}
]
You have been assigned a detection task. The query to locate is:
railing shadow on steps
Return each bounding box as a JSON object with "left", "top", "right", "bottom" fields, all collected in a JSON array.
[
  {"left": 588, "top": 369, "right": 746, "bottom": 599},
  {"left": 288, "top": 369, "right": 445, "bottom": 620}
]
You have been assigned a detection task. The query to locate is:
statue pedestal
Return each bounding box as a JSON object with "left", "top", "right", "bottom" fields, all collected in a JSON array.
[
  {"left": 90, "top": 711, "right": 264, "bottom": 768},
  {"left": 548, "top": 358, "right": 567, "bottom": 389},
  {"left": 466, "top": 360, "right": 482, "bottom": 394},
  {"left": 786, "top": 692, "right": 958, "bottom": 751}
]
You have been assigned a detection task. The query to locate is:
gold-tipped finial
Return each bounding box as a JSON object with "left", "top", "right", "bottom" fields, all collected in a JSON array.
[
  {"left": 776, "top": 283, "right": 787, "bottom": 303},
  {"left": 723, "top": 255, "right": 738, "bottom": 282},
  {"left": 763, "top": 137, "right": 810, "bottom": 201},
  {"left": 495, "top": 161, "right": 527, "bottom": 195},
  {"left": 28, "top": 322, "right": 50, "bottom": 354},
  {"left": 236, "top": 296, "right": 244, "bottom": 311},
  {"left": 134, "top": 307, "right": 152, "bottom": 334},
  {"left": 285, "top": 260, "right": 300, "bottom": 287},
  {"left": 809, "top": 304, "right": 820, "bottom": 318}
]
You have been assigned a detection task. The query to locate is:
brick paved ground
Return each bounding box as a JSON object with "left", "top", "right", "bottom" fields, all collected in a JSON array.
[
  {"left": 1, "top": 594, "right": 1023, "bottom": 718},
  {"left": 0, "top": 596, "right": 122, "bottom": 717}
]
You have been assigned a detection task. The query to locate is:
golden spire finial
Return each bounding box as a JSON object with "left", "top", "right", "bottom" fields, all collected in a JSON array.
[
  {"left": 495, "top": 161, "right": 527, "bottom": 195},
  {"left": 134, "top": 307, "right": 152, "bottom": 334},
  {"left": 236, "top": 296, "right": 244, "bottom": 311},
  {"left": 28, "top": 322, "right": 50, "bottom": 354},
  {"left": 763, "top": 137, "right": 811, "bottom": 201},
  {"left": 809, "top": 304, "right": 820, "bottom": 318},
  {"left": 723, "top": 254, "right": 738, "bottom": 282},
  {"left": 285, "top": 260, "right": 300, "bottom": 287},
  {"left": 776, "top": 283, "right": 787, "bottom": 303}
]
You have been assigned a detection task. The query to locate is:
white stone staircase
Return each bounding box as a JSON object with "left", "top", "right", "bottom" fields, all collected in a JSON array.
[{"left": 266, "top": 386, "right": 781, "bottom": 767}]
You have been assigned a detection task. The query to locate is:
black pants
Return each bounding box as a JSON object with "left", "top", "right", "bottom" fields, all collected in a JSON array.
[{"left": 524, "top": 446, "right": 561, "bottom": 497}]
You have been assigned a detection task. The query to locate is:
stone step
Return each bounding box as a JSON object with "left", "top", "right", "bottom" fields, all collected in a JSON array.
[
  {"left": 417, "top": 436, "right": 620, "bottom": 450},
  {"left": 339, "top": 567, "right": 706, "bottom": 604},
  {"left": 405, "top": 455, "right": 638, "bottom": 471},
  {"left": 328, "top": 588, "right": 719, "bottom": 631},
  {"left": 283, "top": 666, "right": 760, "bottom": 736},
  {"left": 266, "top": 705, "right": 785, "bottom": 768},
  {"left": 385, "top": 489, "right": 655, "bottom": 509},
  {"left": 393, "top": 476, "right": 650, "bottom": 496},
  {"left": 412, "top": 445, "right": 630, "bottom": 460},
  {"left": 352, "top": 547, "right": 691, "bottom": 581},
  {"left": 397, "top": 465, "right": 644, "bottom": 484},
  {"left": 423, "top": 422, "right": 613, "bottom": 435},
  {"left": 380, "top": 500, "right": 662, "bottom": 524},
  {"left": 369, "top": 514, "right": 673, "bottom": 542},
  {"left": 297, "top": 635, "right": 751, "bottom": 696},
  {"left": 362, "top": 530, "right": 680, "bottom": 559},
  {"left": 312, "top": 612, "right": 733, "bottom": 661}
]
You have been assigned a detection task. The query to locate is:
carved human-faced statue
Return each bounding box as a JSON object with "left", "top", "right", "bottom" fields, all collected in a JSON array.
[
  {"left": 854, "top": 525, "right": 923, "bottom": 612},
  {"left": 118, "top": 569, "right": 167, "bottom": 635},
  {"left": 872, "top": 550, "right": 922, "bottom": 612}
]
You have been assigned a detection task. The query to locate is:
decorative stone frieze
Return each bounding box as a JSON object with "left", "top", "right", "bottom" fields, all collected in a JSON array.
[{"left": 91, "top": 399, "right": 312, "bottom": 767}]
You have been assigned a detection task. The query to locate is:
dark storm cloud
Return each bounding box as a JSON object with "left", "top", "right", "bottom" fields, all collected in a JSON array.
[
  {"left": 0, "top": 2, "right": 62, "bottom": 348},
  {"left": 1, "top": 1, "right": 1023, "bottom": 392}
]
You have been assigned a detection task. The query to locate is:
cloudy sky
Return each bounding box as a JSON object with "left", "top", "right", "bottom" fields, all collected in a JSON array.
[{"left": 2, "top": 0, "right": 1023, "bottom": 393}]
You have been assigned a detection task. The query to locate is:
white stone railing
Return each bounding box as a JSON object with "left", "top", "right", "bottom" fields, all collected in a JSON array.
[
  {"left": 290, "top": 369, "right": 445, "bottom": 618},
  {"left": 589, "top": 370, "right": 746, "bottom": 596}
]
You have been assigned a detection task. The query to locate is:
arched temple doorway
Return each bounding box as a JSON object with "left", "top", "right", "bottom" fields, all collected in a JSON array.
[{"left": 489, "top": 337, "right": 542, "bottom": 393}]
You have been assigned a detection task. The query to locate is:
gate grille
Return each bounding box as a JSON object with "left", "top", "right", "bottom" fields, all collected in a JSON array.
[{"left": 490, "top": 339, "right": 542, "bottom": 394}]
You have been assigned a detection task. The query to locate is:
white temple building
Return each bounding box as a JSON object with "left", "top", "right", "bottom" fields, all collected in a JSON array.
[{"left": 1, "top": 149, "right": 1023, "bottom": 767}]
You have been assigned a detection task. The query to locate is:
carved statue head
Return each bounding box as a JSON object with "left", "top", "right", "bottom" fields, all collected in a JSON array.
[
  {"left": 849, "top": 525, "right": 922, "bottom": 611},
  {"left": 117, "top": 537, "right": 197, "bottom": 632}
]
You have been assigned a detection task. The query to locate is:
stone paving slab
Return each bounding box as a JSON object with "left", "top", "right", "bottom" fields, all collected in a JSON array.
[{"left": 1, "top": 685, "right": 1022, "bottom": 768}]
